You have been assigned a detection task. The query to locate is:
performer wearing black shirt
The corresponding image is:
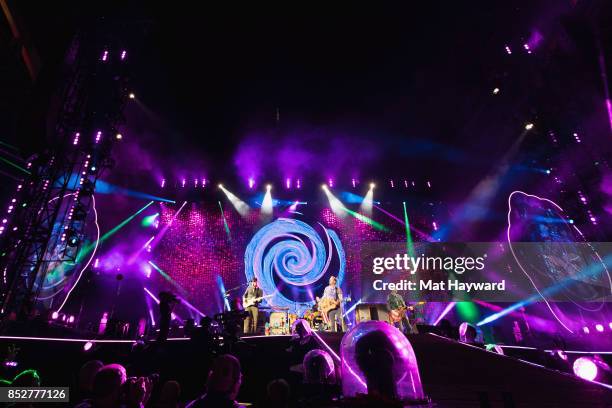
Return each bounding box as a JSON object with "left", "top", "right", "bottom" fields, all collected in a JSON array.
[{"left": 242, "top": 278, "right": 263, "bottom": 334}]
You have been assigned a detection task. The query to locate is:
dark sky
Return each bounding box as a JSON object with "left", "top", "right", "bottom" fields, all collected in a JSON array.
[{"left": 2, "top": 1, "right": 612, "bottom": 209}]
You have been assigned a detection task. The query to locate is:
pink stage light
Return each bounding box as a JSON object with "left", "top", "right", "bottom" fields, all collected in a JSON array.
[
  {"left": 248, "top": 178, "right": 255, "bottom": 189},
  {"left": 120, "top": 50, "right": 127, "bottom": 60},
  {"left": 573, "top": 357, "right": 598, "bottom": 381},
  {"left": 101, "top": 50, "right": 108, "bottom": 61},
  {"left": 83, "top": 341, "right": 93, "bottom": 351},
  {"left": 595, "top": 324, "right": 604, "bottom": 332},
  {"left": 505, "top": 45, "right": 512, "bottom": 55},
  {"left": 523, "top": 43, "right": 531, "bottom": 54}
]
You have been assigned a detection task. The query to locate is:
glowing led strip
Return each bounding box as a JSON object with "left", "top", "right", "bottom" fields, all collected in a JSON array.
[
  {"left": 505, "top": 191, "right": 610, "bottom": 333},
  {"left": 57, "top": 195, "right": 100, "bottom": 312}
]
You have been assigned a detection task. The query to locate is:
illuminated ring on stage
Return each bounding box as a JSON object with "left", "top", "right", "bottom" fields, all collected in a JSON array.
[
  {"left": 244, "top": 218, "right": 345, "bottom": 313},
  {"left": 506, "top": 191, "right": 612, "bottom": 333}
]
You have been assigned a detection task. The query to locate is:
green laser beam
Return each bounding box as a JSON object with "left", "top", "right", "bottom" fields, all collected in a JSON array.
[
  {"left": 148, "top": 261, "right": 188, "bottom": 296},
  {"left": 141, "top": 213, "right": 159, "bottom": 227},
  {"left": 402, "top": 202, "right": 415, "bottom": 257},
  {"left": 0, "top": 156, "right": 30, "bottom": 175},
  {"left": 457, "top": 301, "right": 480, "bottom": 323},
  {"left": 0, "top": 140, "right": 20, "bottom": 151},
  {"left": 75, "top": 201, "right": 154, "bottom": 263},
  {"left": 218, "top": 201, "right": 231, "bottom": 241},
  {"left": 341, "top": 207, "right": 389, "bottom": 232}
]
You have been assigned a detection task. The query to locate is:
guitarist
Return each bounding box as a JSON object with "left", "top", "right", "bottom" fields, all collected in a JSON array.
[
  {"left": 317, "top": 276, "right": 346, "bottom": 332},
  {"left": 243, "top": 278, "right": 263, "bottom": 334},
  {"left": 386, "top": 289, "right": 417, "bottom": 334}
]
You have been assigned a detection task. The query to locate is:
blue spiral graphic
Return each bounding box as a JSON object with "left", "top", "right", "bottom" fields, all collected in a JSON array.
[{"left": 245, "top": 218, "right": 345, "bottom": 313}]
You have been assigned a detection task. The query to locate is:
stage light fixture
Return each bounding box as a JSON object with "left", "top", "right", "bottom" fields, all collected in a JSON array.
[
  {"left": 266, "top": 184, "right": 272, "bottom": 190},
  {"left": 116, "top": 133, "right": 122, "bottom": 140},
  {"left": 493, "top": 87, "right": 500, "bottom": 94},
  {"left": 370, "top": 183, "right": 375, "bottom": 189},
  {"left": 83, "top": 341, "right": 93, "bottom": 351},
  {"left": 573, "top": 357, "right": 598, "bottom": 381},
  {"left": 525, "top": 123, "right": 534, "bottom": 130},
  {"left": 218, "top": 184, "right": 223, "bottom": 189},
  {"left": 66, "top": 230, "right": 80, "bottom": 247},
  {"left": 361, "top": 183, "right": 374, "bottom": 216},
  {"left": 595, "top": 324, "right": 604, "bottom": 332},
  {"left": 129, "top": 93, "right": 135, "bottom": 99}
]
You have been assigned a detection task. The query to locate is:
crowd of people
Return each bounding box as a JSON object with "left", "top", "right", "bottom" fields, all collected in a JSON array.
[{"left": 1, "top": 320, "right": 429, "bottom": 408}]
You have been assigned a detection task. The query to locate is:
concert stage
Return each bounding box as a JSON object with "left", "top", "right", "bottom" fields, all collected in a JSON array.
[{"left": 1, "top": 3, "right": 612, "bottom": 407}]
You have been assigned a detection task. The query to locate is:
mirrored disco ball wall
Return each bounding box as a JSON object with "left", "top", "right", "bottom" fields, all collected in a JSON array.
[{"left": 152, "top": 202, "right": 396, "bottom": 316}]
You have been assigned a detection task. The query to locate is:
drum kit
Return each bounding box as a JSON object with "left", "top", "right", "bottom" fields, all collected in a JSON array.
[{"left": 266, "top": 307, "right": 298, "bottom": 335}]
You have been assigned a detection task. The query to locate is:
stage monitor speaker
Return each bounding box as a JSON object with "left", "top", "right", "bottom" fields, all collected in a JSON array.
[{"left": 355, "top": 303, "right": 389, "bottom": 323}]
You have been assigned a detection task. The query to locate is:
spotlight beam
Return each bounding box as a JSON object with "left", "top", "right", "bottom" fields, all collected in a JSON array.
[
  {"left": 149, "top": 201, "right": 187, "bottom": 252},
  {"left": 219, "top": 185, "right": 250, "bottom": 216},
  {"left": 261, "top": 185, "right": 273, "bottom": 216},
  {"left": 143, "top": 287, "right": 183, "bottom": 322},
  {"left": 477, "top": 253, "right": 612, "bottom": 327},
  {"left": 323, "top": 187, "right": 388, "bottom": 231},
  {"left": 433, "top": 302, "right": 456, "bottom": 326},
  {"left": 148, "top": 261, "right": 188, "bottom": 297},
  {"left": 360, "top": 187, "right": 374, "bottom": 216},
  {"left": 76, "top": 201, "right": 155, "bottom": 263},
  {"left": 373, "top": 204, "right": 433, "bottom": 241},
  {"left": 127, "top": 235, "right": 155, "bottom": 265}
]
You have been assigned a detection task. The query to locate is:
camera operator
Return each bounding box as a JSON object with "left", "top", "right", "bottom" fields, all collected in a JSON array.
[
  {"left": 157, "top": 291, "right": 179, "bottom": 343},
  {"left": 75, "top": 364, "right": 154, "bottom": 408}
]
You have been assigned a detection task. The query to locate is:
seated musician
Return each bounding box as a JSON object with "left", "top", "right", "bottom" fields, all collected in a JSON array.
[
  {"left": 317, "top": 276, "right": 345, "bottom": 332},
  {"left": 242, "top": 278, "right": 263, "bottom": 334}
]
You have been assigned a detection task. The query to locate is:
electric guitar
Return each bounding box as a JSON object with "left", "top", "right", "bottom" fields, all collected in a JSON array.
[
  {"left": 389, "top": 301, "right": 426, "bottom": 323},
  {"left": 243, "top": 294, "right": 273, "bottom": 308}
]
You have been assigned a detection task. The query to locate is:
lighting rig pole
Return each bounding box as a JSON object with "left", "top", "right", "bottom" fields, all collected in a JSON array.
[{"left": 0, "top": 22, "right": 132, "bottom": 322}]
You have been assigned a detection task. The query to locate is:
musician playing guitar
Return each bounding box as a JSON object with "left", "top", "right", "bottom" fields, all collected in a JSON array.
[
  {"left": 242, "top": 277, "right": 263, "bottom": 334},
  {"left": 387, "top": 289, "right": 419, "bottom": 334},
  {"left": 316, "top": 276, "right": 346, "bottom": 332}
]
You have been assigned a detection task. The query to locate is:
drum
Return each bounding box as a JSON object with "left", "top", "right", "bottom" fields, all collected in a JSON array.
[{"left": 269, "top": 311, "right": 289, "bottom": 335}]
